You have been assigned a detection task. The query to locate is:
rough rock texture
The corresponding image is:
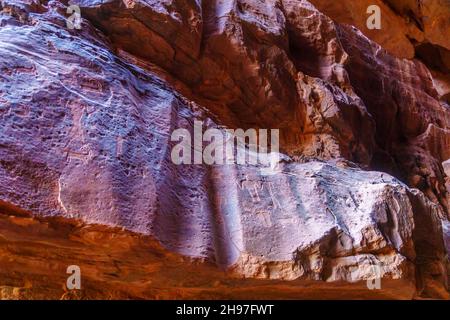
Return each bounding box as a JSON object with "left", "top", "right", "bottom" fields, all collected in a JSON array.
[
  {"left": 309, "top": 0, "right": 450, "bottom": 103},
  {"left": 0, "top": 0, "right": 449, "bottom": 299},
  {"left": 310, "top": 0, "right": 450, "bottom": 57},
  {"left": 0, "top": 203, "right": 422, "bottom": 299},
  {"left": 76, "top": 0, "right": 450, "bottom": 211}
]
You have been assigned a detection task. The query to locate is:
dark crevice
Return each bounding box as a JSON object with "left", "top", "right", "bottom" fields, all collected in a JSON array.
[{"left": 415, "top": 43, "right": 450, "bottom": 75}]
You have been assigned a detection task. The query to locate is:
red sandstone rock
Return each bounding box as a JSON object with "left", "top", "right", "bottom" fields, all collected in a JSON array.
[
  {"left": 0, "top": 0, "right": 449, "bottom": 299},
  {"left": 308, "top": 0, "right": 450, "bottom": 102},
  {"left": 77, "top": 0, "right": 450, "bottom": 212}
]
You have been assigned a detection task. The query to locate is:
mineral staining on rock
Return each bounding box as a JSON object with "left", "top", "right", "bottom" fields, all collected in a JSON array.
[{"left": 0, "top": 0, "right": 449, "bottom": 299}]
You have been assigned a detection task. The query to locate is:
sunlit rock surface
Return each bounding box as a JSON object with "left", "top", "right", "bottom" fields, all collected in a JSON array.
[
  {"left": 0, "top": 0, "right": 449, "bottom": 299},
  {"left": 309, "top": 0, "right": 450, "bottom": 103}
]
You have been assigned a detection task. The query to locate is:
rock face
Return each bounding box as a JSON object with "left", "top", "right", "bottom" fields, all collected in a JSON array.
[
  {"left": 0, "top": 203, "right": 424, "bottom": 299},
  {"left": 0, "top": 0, "right": 449, "bottom": 299},
  {"left": 309, "top": 0, "right": 450, "bottom": 103},
  {"left": 310, "top": 0, "right": 450, "bottom": 58}
]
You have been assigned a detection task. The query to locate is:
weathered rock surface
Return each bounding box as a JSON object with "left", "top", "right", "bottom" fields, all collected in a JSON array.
[
  {"left": 309, "top": 0, "right": 450, "bottom": 102},
  {"left": 0, "top": 203, "right": 423, "bottom": 299},
  {"left": 75, "top": 0, "right": 450, "bottom": 211},
  {"left": 0, "top": 0, "right": 449, "bottom": 299},
  {"left": 310, "top": 0, "right": 450, "bottom": 58}
]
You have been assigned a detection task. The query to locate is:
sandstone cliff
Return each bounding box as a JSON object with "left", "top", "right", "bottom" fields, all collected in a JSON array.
[{"left": 0, "top": 0, "right": 449, "bottom": 299}]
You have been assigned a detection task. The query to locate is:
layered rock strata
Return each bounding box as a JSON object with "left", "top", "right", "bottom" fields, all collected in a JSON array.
[{"left": 0, "top": 0, "right": 449, "bottom": 298}]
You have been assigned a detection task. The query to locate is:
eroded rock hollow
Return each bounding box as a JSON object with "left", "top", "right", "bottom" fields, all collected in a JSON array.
[{"left": 0, "top": 0, "right": 449, "bottom": 299}]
